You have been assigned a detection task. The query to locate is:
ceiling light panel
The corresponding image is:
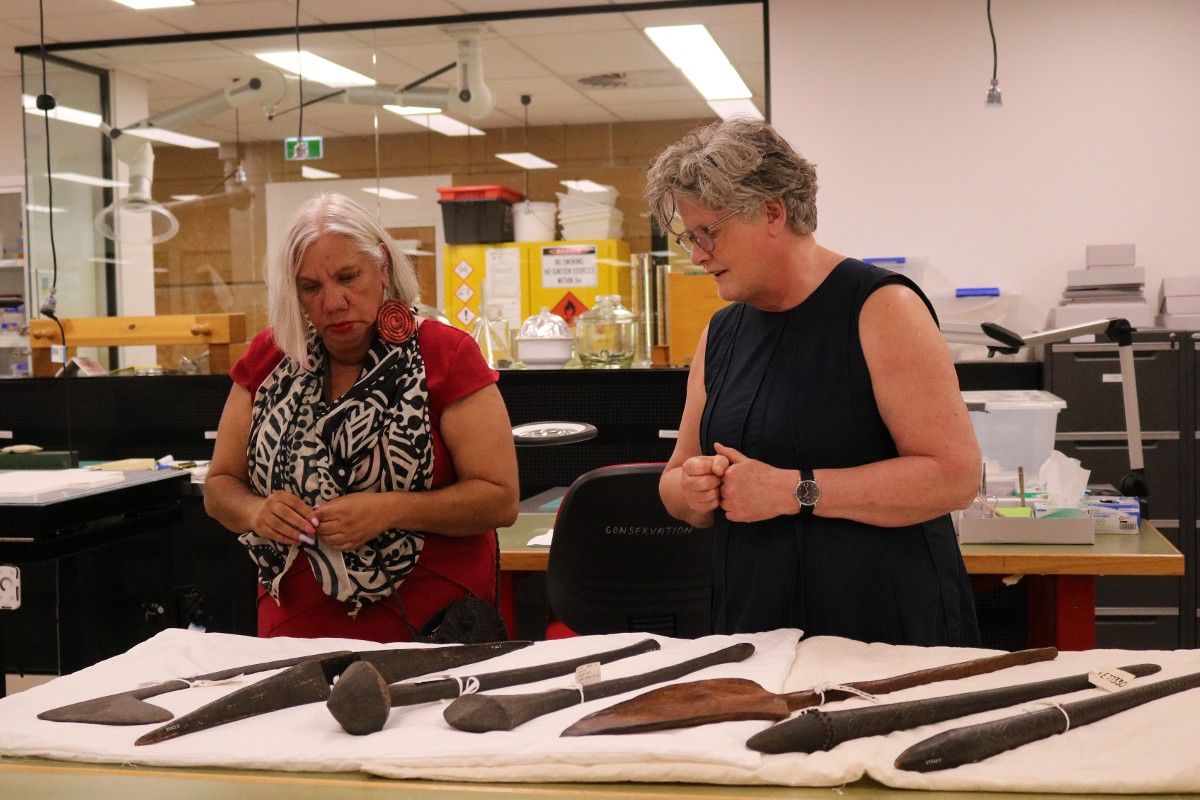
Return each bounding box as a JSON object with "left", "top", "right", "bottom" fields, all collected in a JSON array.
[
  {"left": 49, "top": 172, "right": 128, "bottom": 189},
  {"left": 112, "top": 0, "right": 194, "bottom": 9},
  {"left": 561, "top": 180, "right": 611, "bottom": 193},
  {"left": 22, "top": 95, "right": 102, "bottom": 128},
  {"left": 644, "top": 25, "right": 752, "bottom": 100},
  {"left": 301, "top": 166, "right": 340, "bottom": 179},
  {"left": 255, "top": 51, "right": 375, "bottom": 88},
  {"left": 123, "top": 127, "right": 219, "bottom": 149},
  {"left": 362, "top": 187, "right": 417, "bottom": 200},
  {"left": 400, "top": 114, "right": 484, "bottom": 137},
  {"left": 496, "top": 152, "right": 558, "bottom": 169},
  {"left": 707, "top": 98, "right": 764, "bottom": 121},
  {"left": 384, "top": 105, "right": 444, "bottom": 116}
]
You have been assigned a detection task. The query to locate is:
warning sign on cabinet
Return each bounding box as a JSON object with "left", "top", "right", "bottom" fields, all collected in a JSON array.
[{"left": 541, "top": 245, "right": 597, "bottom": 288}]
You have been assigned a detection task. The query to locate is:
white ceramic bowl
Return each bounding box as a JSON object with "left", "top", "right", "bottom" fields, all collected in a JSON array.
[{"left": 515, "top": 336, "right": 573, "bottom": 368}]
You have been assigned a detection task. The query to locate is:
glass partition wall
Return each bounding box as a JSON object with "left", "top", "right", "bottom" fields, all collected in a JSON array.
[
  {"left": 19, "top": 2, "right": 766, "bottom": 373},
  {"left": 21, "top": 53, "right": 114, "bottom": 366}
]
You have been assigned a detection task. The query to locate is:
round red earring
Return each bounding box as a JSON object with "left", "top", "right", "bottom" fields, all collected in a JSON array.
[{"left": 376, "top": 299, "right": 417, "bottom": 343}]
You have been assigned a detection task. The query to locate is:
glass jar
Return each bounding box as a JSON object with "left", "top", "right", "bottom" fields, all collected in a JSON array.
[
  {"left": 575, "top": 294, "right": 636, "bottom": 369},
  {"left": 471, "top": 303, "right": 515, "bottom": 368}
]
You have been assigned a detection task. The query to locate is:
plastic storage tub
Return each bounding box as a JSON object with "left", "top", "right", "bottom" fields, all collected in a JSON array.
[
  {"left": 961, "top": 390, "right": 1067, "bottom": 473},
  {"left": 438, "top": 185, "right": 524, "bottom": 244}
]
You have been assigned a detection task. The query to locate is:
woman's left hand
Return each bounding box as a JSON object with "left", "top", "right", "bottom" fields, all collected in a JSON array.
[
  {"left": 712, "top": 443, "right": 796, "bottom": 522},
  {"left": 312, "top": 493, "right": 394, "bottom": 551}
]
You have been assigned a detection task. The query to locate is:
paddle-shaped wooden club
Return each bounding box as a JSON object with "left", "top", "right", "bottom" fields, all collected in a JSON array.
[{"left": 562, "top": 646, "right": 1057, "bottom": 736}]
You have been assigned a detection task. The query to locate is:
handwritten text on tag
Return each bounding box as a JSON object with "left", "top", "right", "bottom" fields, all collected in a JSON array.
[
  {"left": 574, "top": 662, "right": 602, "bottom": 686},
  {"left": 1089, "top": 668, "right": 1136, "bottom": 693}
]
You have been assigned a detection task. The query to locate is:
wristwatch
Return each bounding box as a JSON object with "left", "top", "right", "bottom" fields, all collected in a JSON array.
[{"left": 794, "top": 468, "right": 820, "bottom": 516}]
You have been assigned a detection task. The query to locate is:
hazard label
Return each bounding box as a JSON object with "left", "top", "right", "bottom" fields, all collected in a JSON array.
[{"left": 552, "top": 292, "right": 589, "bottom": 326}]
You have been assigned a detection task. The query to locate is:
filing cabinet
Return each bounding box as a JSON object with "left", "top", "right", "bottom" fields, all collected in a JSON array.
[{"left": 1046, "top": 329, "right": 1197, "bottom": 649}]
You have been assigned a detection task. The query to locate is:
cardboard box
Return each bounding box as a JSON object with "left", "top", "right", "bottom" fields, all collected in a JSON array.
[
  {"left": 1084, "top": 497, "right": 1141, "bottom": 533},
  {"left": 1085, "top": 243, "right": 1136, "bottom": 267},
  {"left": 957, "top": 514, "right": 1095, "bottom": 545},
  {"left": 1158, "top": 312, "right": 1200, "bottom": 330},
  {"left": 1162, "top": 276, "right": 1200, "bottom": 296},
  {"left": 1051, "top": 301, "right": 1153, "bottom": 328}
]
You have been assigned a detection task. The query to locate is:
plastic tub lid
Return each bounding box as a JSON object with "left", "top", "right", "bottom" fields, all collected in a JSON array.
[
  {"left": 437, "top": 185, "right": 524, "bottom": 203},
  {"left": 961, "top": 389, "right": 1067, "bottom": 411}
]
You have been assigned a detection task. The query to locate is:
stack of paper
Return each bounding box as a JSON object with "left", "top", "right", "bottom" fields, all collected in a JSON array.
[
  {"left": 1158, "top": 276, "right": 1200, "bottom": 329},
  {"left": 1051, "top": 243, "right": 1152, "bottom": 327},
  {"left": 0, "top": 469, "right": 124, "bottom": 498}
]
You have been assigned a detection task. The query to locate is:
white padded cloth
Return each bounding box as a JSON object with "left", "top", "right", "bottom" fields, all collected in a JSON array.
[{"left": 2, "top": 629, "right": 1199, "bottom": 791}]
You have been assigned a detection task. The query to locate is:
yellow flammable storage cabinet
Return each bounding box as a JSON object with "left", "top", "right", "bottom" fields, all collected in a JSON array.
[{"left": 442, "top": 239, "right": 630, "bottom": 331}]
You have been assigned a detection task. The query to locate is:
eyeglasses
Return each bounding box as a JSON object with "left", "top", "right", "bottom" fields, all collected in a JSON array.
[{"left": 673, "top": 209, "right": 739, "bottom": 254}]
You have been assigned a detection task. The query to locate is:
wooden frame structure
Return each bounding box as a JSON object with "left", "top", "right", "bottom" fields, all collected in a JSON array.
[{"left": 27, "top": 313, "right": 246, "bottom": 377}]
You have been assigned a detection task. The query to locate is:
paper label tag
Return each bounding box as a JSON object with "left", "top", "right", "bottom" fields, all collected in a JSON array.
[
  {"left": 574, "top": 662, "right": 602, "bottom": 686},
  {"left": 50, "top": 344, "right": 67, "bottom": 364},
  {"left": 0, "top": 565, "right": 20, "bottom": 610},
  {"left": 1089, "top": 668, "right": 1136, "bottom": 693},
  {"left": 1102, "top": 373, "right": 1123, "bottom": 383}
]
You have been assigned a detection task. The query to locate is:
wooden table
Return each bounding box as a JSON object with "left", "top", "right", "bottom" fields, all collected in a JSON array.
[{"left": 499, "top": 515, "right": 1183, "bottom": 651}]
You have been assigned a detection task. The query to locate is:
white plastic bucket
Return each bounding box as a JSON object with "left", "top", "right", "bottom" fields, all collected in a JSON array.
[{"left": 513, "top": 201, "right": 557, "bottom": 242}]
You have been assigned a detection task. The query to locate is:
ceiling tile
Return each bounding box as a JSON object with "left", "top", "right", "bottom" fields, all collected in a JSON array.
[
  {"left": 487, "top": 11, "right": 634, "bottom": 38},
  {"left": 608, "top": 100, "right": 718, "bottom": 123},
  {"left": 294, "top": 0, "right": 460, "bottom": 25},
  {"left": 7, "top": 12, "right": 184, "bottom": 45},
  {"left": 513, "top": 30, "right": 669, "bottom": 76},
  {"left": 146, "top": 1, "right": 317, "bottom": 33}
]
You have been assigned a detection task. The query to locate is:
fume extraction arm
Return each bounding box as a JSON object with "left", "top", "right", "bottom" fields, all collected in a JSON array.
[{"left": 96, "top": 28, "right": 494, "bottom": 246}]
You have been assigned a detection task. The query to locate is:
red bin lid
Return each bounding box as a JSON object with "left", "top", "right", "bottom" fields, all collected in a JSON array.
[{"left": 436, "top": 185, "right": 524, "bottom": 203}]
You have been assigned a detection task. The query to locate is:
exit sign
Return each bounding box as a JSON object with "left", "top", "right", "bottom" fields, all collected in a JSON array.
[{"left": 284, "top": 136, "right": 324, "bottom": 161}]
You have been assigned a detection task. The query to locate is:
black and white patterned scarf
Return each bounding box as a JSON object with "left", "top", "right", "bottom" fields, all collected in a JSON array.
[{"left": 240, "top": 324, "right": 432, "bottom": 616}]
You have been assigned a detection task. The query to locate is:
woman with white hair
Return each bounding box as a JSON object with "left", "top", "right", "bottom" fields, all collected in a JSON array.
[{"left": 205, "top": 193, "right": 518, "bottom": 641}]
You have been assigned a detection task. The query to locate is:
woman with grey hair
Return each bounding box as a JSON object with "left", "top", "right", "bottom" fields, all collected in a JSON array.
[
  {"left": 205, "top": 192, "right": 518, "bottom": 641},
  {"left": 648, "top": 117, "right": 981, "bottom": 646}
]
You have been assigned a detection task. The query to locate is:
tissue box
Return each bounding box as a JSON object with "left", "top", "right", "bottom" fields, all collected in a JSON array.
[{"left": 1084, "top": 497, "right": 1141, "bottom": 533}]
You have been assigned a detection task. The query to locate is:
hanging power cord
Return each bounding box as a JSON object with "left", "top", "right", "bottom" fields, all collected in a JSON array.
[
  {"left": 520, "top": 94, "right": 531, "bottom": 201},
  {"left": 371, "top": 35, "right": 382, "bottom": 221},
  {"left": 295, "top": 0, "right": 305, "bottom": 159},
  {"left": 35, "top": 0, "right": 64, "bottom": 346},
  {"left": 985, "top": 0, "right": 1003, "bottom": 105},
  {"left": 35, "top": 0, "right": 74, "bottom": 459}
]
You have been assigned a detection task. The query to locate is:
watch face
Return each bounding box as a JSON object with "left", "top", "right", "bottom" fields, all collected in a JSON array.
[{"left": 797, "top": 479, "right": 821, "bottom": 506}]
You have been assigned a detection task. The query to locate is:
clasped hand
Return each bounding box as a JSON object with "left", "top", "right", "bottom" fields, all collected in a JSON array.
[
  {"left": 252, "top": 490, "right": 390, "bottom": 551},
  {"left": 680, "top": 443, "right": 793, "bottom": 523}
]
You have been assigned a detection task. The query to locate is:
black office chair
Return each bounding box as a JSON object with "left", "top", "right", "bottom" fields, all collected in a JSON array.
[{"left": 546, "top": 463, "right": 713, "bottom": 638}]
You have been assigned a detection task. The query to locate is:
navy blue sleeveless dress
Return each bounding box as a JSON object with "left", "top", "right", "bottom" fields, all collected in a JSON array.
[{"left": 700, "top": 259, "right": 979, "bottom": 646}]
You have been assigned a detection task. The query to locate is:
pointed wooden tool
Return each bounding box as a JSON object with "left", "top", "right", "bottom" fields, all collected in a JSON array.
[
  {"left": 445, "top": 642, "right": 755, "bottom": 733},
  {"left": 39, "top": 650, "right": 359, "bottom": 725},
  {"left": 562, "top": 646, "right": 1058, "bottom": 736},
  {"left": 135, "top": 640, "right": 529, "bottom": 745}
]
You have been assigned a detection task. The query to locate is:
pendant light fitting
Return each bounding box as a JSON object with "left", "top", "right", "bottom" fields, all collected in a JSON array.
[{"left": 985, "top": 0, "right": 1003, "bottom": 106}]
